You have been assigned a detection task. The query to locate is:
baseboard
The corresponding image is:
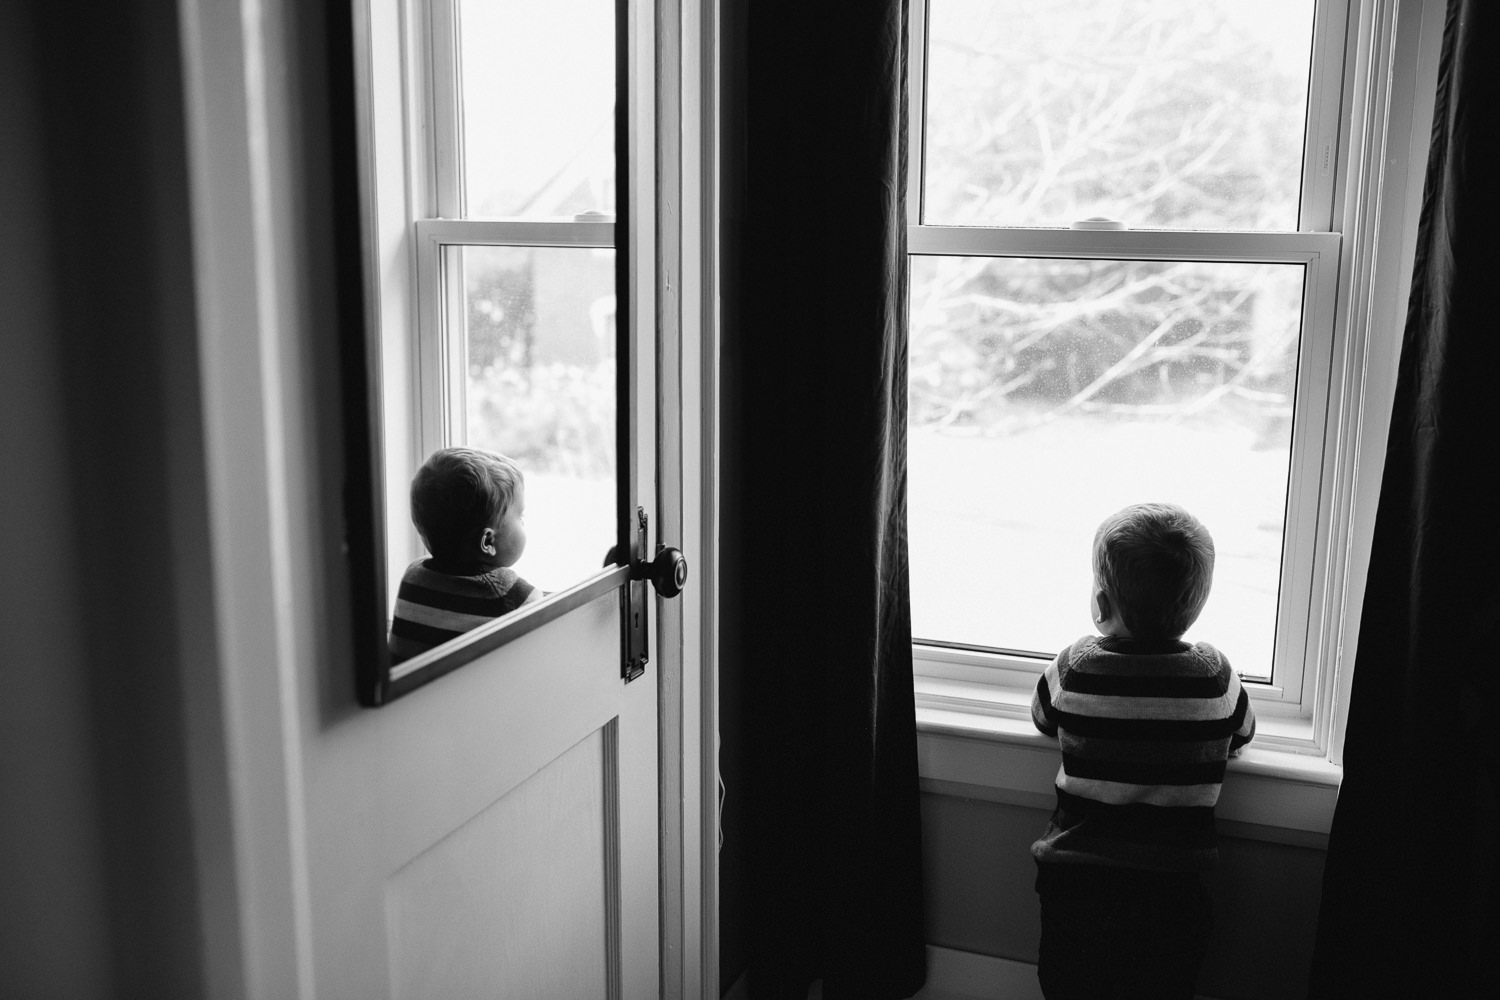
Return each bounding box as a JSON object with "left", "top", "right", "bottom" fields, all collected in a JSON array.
[
  {"left": 719, "top": 948, "right": 1038, "bottom": 1000},
  {"left": 917, "top": 946, "right": 1224, "bottom": 1000},
  {"left": 721, "top": 946, "right": 1223, "bottom": 1000},
  {"left": 915, "top": 947, "right": 1041, "bottom": 1000}
]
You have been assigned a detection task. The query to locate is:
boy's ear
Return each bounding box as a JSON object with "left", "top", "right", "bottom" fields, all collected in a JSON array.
[
  {"left": 478, "top": 527, "right": 498, "bottom": 557},
  {"left": 1094, "top": 590, "right": 1112, "bottom": 625}
]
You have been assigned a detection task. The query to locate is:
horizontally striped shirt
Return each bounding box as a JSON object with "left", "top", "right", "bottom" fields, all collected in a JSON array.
[
  {"left": 388, "top": 559, "right": 539, "bottom": 664},
  {"left": 1030, "top": 634, "right": 1255, "bottom": 872}
]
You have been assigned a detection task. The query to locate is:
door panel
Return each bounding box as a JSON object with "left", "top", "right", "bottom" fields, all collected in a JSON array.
[
  {"left": 305, "top": 592, "right": 658, "bottom": 998},
  {"left": 375, "top": 594, "right": 626, "bottom": 857},
  {"left": 385, "top": 726, "right": 611, "bottom": 1000}
]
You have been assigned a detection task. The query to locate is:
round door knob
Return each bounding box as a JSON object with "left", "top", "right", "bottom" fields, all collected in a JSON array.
[{"left": 650, "top": 547, "right": 689, "bottom": 598}]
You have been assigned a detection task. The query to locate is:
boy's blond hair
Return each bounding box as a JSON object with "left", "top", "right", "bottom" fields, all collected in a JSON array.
[
  {"left": 410, "top": 447, "right": 523, "bottom": 560},
  {"left": 1093, "top": 502, "right": 1215, "bottom": 640}
]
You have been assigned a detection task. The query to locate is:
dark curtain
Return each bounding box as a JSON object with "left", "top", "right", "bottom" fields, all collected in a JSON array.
[
  {"left": 1309, "top": 3, "right": 1500, "bottom": 996},
  {"left": 719, "top": 1, "right": 927, "bottom": 997}
]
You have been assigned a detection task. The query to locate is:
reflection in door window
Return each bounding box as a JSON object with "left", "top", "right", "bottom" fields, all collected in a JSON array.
[
  {"left": 453, "top": 244, "right": 617, "bottom": 592},
  {"left": 458, "top": 0, "right": 615, "bottom": 218}
]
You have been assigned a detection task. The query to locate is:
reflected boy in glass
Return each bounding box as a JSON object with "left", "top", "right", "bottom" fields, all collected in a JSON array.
[{"left": 389, "top": 447, "right": 541, "bottom": 664}]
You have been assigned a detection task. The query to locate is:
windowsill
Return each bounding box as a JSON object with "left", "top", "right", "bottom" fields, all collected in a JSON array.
[{"left": 914, "top": 675, "right": 1342, "bottom": 849}]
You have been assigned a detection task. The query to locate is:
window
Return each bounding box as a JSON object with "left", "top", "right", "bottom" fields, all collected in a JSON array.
[{"left": 907, "top": 0, "right": 1434, "bottom": 754}]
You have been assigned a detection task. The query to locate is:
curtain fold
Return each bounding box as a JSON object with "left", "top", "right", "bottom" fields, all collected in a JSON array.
[
  {"left": 1309, "top": 3, "right": 1500, "bottom": 995},
  {"left": 721, "top": 1, "right": 927, "bottom": 997}
]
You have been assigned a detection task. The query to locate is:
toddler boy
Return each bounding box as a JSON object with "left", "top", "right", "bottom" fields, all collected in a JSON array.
[
  {"left": 388, "top": 447, "right": 541, "bottom": 664},
  {"left": 1030, "top": 502, "right": 1255, "bottom": 999}
]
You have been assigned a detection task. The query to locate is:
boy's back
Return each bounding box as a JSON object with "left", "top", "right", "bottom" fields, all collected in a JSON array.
[
  {"left": 387, "top": 447, "right": 540, "bottom": 664},
  {"left": 1028, "top": 503, "right": 1254, "bottom": 999},
  {"left": 1031, "top": 633, "right": 1254, "bottom": 873},
  {"left": 389, "top": 559, "right": 536, "bottom": 664}
]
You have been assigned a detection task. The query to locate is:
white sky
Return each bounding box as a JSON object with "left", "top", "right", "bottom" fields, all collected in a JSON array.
[
  {"left": 456, "top": 0, "right": 1315, "bottom": 208},
  {"left": 459, "top": 0, "right": 615, "bottom": 213}
]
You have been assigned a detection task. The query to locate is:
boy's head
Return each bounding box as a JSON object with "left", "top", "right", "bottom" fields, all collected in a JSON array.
[
  {"left": 1091, "top": 502, "right": 1214, "bottom": 641},
  {"left": 410, "top": 447, "right": 527, "bottom": 568}
]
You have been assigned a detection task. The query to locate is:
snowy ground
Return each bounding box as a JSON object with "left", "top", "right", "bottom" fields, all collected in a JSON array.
[{"left": 908, "top": 418, "right": 1288, "bottom": 680}]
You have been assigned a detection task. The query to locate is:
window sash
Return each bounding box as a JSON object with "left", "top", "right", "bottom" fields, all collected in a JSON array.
[
  {"left": 904, "top": 0, "right": 1358, "bottom": 728},
  {"left": 906, "top": 0, "right": 1351, "bottom": 233},
  {"left": 907, "top": 228, "right": 1340, "bottom": 709}
]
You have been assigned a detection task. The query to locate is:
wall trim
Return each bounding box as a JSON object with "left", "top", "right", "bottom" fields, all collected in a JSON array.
[
  {"left": 917, "top": 724, "right": 1338, "bottom": 846},
  {"left": 917, "top": 946, "right": 1227, "bottom": 1000},
  {"left": 917, "top": 947, "right": 1041, "bottom": 1000},
  {"left": 723, "top": 946, "right": 1232, "bottom": 1000}
]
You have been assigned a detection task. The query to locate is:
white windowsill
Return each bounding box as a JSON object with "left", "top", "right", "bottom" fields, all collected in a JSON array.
[{"left": 915, "top": 676, "right": 1342, "bottom": 850}]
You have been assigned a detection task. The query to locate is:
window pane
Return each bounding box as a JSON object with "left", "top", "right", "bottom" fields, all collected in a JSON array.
[
  {"left": 454, "top": 245, "right": 616, "bottom": 592},
  {"left": 908, "top": 256, "right": 1303, "bottom": 680},
  {"left": 923, "top": 0, "right": 1315, "bottom": 231},
  {"left": 458, "top": 0, "right": 615, "bottom": 218}
]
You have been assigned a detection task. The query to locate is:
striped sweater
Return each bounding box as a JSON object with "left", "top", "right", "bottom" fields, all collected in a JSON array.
[
  {"left": 388, "top": 559, "right": 539, "bottom": 664},
  {"left": 1030, "top": 634, "right": 1255, "bottom": 872}
]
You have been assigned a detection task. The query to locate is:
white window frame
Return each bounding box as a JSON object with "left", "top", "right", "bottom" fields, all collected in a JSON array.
[{"left": 908, "top": 0, "right": 1446, "bottom": 778}]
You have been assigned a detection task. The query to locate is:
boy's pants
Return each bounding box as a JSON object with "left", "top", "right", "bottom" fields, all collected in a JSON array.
[{"left": 1034, "top": 861, "right": 1212, "bottom": 1000}]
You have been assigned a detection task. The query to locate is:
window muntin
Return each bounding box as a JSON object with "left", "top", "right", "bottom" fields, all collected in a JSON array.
[{"left": 909, "top": 0, "right": 1345, "bottom": 705}]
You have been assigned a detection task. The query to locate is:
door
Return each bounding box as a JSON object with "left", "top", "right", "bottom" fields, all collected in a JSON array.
[
  {"left": 179, "top": 0, "right": 698, "bottom": 994},
  {"left": 308, "top": 0, "right": 666, "bottom": 994}
]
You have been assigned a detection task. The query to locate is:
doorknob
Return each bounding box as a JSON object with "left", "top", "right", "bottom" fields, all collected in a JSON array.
[
  {"left": 604, "top": 541, "right": 689, "bottom": 598},
  {"left": 645, "top": 546, "right": 688, "bottom": 598}
]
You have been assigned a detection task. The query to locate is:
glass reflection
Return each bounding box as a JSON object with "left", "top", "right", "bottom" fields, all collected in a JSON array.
[
  {"left": 459, "top": 244, "right": 616, "bottom": 594},
  {"left": 387, "top": 244, "right": 616, "bottom": 663},
  {"left": 458, "top": 0, "right": 615, "bottom": 218},
  {"left": 389, "top": 447, "right": 540, "bottom": 664}
]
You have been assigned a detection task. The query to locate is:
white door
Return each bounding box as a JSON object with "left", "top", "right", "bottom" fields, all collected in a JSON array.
[
  {"left": 303, "top": 0, "right": 667, "bottom": 990},
  {"left": 180, "top": 0, "right": 702, "bottom": 995}
]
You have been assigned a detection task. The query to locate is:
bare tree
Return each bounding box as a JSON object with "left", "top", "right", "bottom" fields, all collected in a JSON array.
[{"left": 914, "top": 0, "right": 1308, "bottom": 438}]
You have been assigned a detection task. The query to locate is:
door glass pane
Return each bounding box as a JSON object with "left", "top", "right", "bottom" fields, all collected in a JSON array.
[
  {"left": 908, "top": 256, "right": 1303, "bottom": 680},
  {"left": 458, "top": 0, "right": 615, "bottom": 218},
  {"left": 923, "top": 0, "right": 1315, "bottom": 231},
  {"left": 453, "top": 244, "right": 616, "bottom": 593}
]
